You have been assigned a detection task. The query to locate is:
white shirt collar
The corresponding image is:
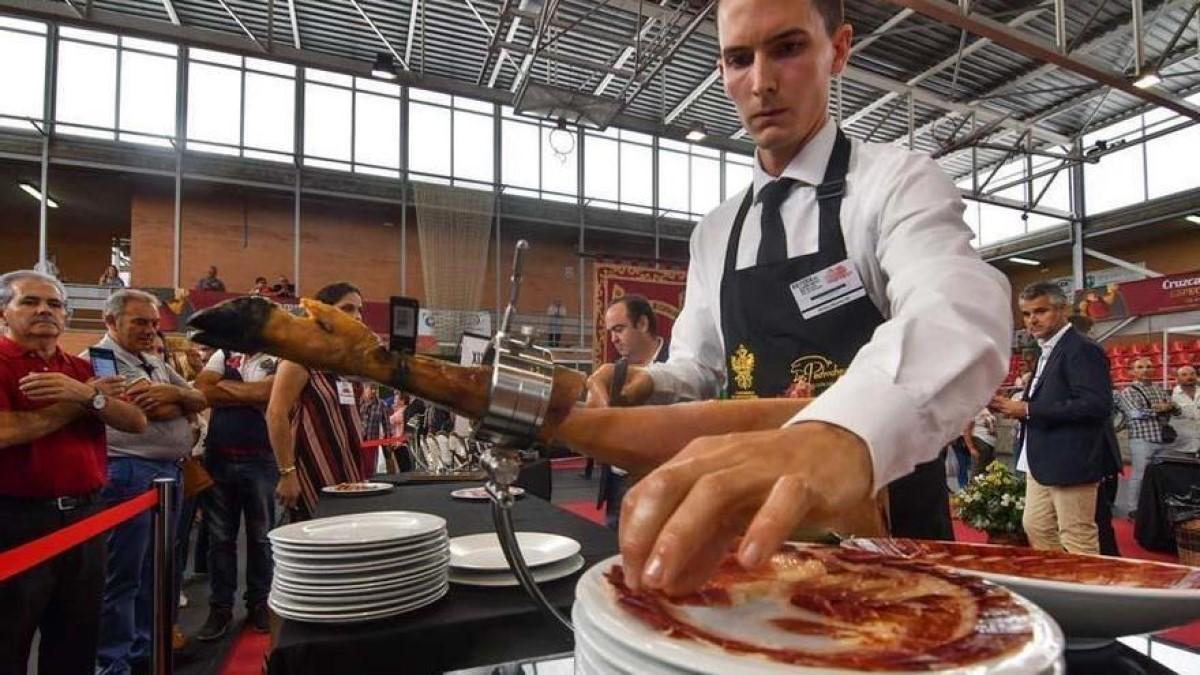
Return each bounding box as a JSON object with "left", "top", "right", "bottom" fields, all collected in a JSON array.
[
  {"left": 1035, "top": 323, "right": 1072, "bottom": 354},
  {"left": 751, "top": 117, "right": 837, "bottom": 196}
]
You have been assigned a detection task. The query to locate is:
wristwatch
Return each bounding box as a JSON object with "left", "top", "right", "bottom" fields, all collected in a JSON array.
[{"left": 90, "top": 387, "right": 108, "bottom": 412}]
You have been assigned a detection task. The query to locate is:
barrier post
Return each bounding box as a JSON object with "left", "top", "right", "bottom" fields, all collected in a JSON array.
[{"left": 152, "top": 477, "right": 177, "bottom": 675}]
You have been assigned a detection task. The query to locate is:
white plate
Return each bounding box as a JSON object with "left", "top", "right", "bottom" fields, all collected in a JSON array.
[
  {"left": 843, "top": 538, "right": 1200, "bottom": 639},
  {"left": 270, "top": 582, "right": 448, "bottom": 624},
  {"left": 320, "top": 481, "right": 394, "bottom": 497},
  {"left": 448, "top": 532, "right": 580, "bottom": 571},
  {"left": 449, "top": 486, "right": 525, "bottom": 501},
  {"left": 275, "top": 547, "right": 449, "bottom": 575},
  {"left": 272, "top": 568, "right": 447, "bottom": 605},
  {"left": 271, "top": 534, "right": 446, "bottom": 561},
  {"left": 270, "top": 529, "right": 445, "bottom": 556},
  {"left": 269, "top": 511, "right": 445, "bottom": 547},
  {"left": 574, "top": 554, "right": 1063, "bottom": 675},
  {"left": 573, "top": 602, "right": 682, "bottom": 675},
  {"left": 270, "top": 578, "right": 447, "bottom": 614},
  {"left": 273, "top": 561, "right": 447, "bottom": 594},
  {"left": 448, "top": 553, "right": 585, "bottom": 587},
  {"left": 274, "top": 552, "right": 448, "bottom": 588}
]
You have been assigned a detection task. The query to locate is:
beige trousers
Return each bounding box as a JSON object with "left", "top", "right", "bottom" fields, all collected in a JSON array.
[{"left": 1022, "top": 472, "right": 1099, "bottom": 554}]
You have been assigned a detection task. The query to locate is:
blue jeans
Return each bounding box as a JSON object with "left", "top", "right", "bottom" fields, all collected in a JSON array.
[
  {"left": 97, "top": 457, "right": 182, "bottom": 675},
  {"left": 205, "top": 454, "right": 278, "bottom": 610},
  {"left": 1128, "top": 438, "right": 1169, "bottom": 515}
]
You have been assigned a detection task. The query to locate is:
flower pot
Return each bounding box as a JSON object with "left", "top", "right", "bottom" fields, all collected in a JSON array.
[{"left": 986, "top": 531, "right": 1029, "bottom": 547}]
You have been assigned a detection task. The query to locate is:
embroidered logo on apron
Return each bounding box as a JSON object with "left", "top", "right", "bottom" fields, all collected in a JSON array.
[
  {"left": 789, "top": 354, "right": 847, "bottom": 392},
  {"left": 730, "top": 344, "right": 756, "bottom": 393}
]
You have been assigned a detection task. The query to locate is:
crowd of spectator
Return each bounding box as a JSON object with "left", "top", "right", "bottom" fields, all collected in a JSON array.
[{"left": 0, "top": 270, "right": 424, "bottom": 675}]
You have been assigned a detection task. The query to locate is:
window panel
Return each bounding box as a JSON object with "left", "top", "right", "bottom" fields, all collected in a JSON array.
[
  {"left": 1084, "top": 144, "right": 1145, "bottom": 215},
  {"left": 246, "top": 57, "right": 294, "bottom": 77},
  {"left": 119, "top": 51, "right": 176, "bottom": 138},
  {"left": 410, "top": 88, "right": 451, "bottom": 105},
  {"left": 0, "top": 28, "right": 45, "bottom": 126},
  {"left": 502, "top": 120, "right": 539, "bottom": 190},
  {"left": 408, "top": 102, "right": 451, "bottom": 178},
  {"left": 305, "top": 68, "right": 352, "bottom": 87},
  {"left": 56, "top": 40, "right": 116, "bottom": 130},
  {"left": 187, "top": 63, "right": 240, "bottom": 145},
  {"left": 122, "top": 36, "right": 175, "bottom": 56},
  {"left": 189, "top": 47, "right": 241, "bottom": 67},
  {"left": 1147, "top": 122, "right": 1200, "bottom": 199},
  {"left": 454, "top": 96, "right": 493, "bottom": 113},
  {"left": 724, "top": 159, "right": 753, "bottom": 199},
  {"left": 620, "top": 142, "right": 652, "bottom": 207},
  {"left": 692, "top": 155, "right": 721, "bottom": 215},
  {"left": 657, "top": 149, "right": 689, "bottom": 212},
  {"left": 354, "top": 77, "right": 399, "bottom": 96},
  {"left": 541, "top": 126, "right": 577, "bottom": 196},
  {"left": 60, "top": 26, "right": 116, "bottom": 45},
  {"left": 454, "top": 109, "right": 494, "bottom": 183},
  {"left": 585, "top": 134, "right": 618, "bottom": 202},
  {"left": 355, "top": 91, "right": 400, "bottom": 169},
  {"left": 0, "top": 16, "right": 46, "bottom": 33},
  {"left": 977, "top": 202, "right": 1027, "bottom": 245},
  {"left": 244, "top": 72, "right": 294, "bottom": 153},
  {"left": 304, "top": 82, "right": 352, "bottom": 163}
]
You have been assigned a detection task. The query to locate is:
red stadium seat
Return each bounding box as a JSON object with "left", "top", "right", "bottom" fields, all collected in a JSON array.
[
  {"left": 1131, "top": 343, "right": 1150, "bottom": 356},
  {"left": 1170, "top": 341, "right": 1188, "bottom": 354},
  {"left": 1109, "top": 344, "right": 1128, "bottom": 357}
]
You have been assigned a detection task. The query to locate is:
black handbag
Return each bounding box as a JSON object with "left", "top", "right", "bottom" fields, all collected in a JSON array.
[{"left": 1133, "top": 384, "right": 1178, "bottom": 444}]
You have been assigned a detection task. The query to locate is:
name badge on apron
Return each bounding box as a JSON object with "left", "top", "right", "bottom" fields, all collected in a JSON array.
[
  {"left": 788, "top": 260, "right": 868, "bottom": 320},
  {"left": 336, "top": 379, "right": 356, "bottom": 405}
]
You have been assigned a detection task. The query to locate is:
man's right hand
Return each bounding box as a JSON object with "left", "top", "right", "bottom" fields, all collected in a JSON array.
[
  {"left": 586, "top": 363, "right": 654, "bottom": 407},
  {"left": 276, "top": 471, "right": 301, "bottom": 509}
]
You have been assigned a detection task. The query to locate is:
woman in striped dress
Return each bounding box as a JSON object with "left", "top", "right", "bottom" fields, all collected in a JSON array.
[{"left": 266, "top": 282, "right": 368, "bottom": 520}]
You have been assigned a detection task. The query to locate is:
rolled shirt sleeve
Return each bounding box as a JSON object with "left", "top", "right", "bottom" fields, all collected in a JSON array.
[{"left": 789, "top": 153, "right": 1012, "bottom": 494}]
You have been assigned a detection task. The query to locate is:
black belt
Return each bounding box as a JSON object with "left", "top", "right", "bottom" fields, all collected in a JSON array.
[{"left": 0, "top": 492, "right": 101, "bottom": 511}]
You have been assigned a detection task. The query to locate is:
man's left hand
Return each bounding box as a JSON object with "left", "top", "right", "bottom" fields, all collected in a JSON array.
[
  {"left": 131, "top": 383, "right": 183, "bottom": 411},
  {"left": 618, "top": 422, "right": 874, "bottom": 597},
  {"left": 18, "top": 372, "right": 96, "bottom": 404},
  {"left": 989, "top": 395, "right": 1028, "bottom": 419}
]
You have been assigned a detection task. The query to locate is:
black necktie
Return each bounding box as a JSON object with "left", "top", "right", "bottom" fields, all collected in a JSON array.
[
  {"left": 756, "top": 178, "right": 797, "bottom": 264},
  {"left": 136, "top": 355, "right": 155, "bottom": 379}
]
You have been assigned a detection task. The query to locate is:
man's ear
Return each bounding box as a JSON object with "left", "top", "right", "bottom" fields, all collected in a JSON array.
[{"left": 635, "top": 315, "right": 650, "bottom": 333}]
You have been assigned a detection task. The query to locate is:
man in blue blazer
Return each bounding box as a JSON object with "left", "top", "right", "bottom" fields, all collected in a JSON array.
[{"left": 991, "top": 282, "right": 1113, "bottom": 554}]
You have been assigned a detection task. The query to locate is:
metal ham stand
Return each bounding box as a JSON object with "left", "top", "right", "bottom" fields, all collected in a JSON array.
[{"left": 471, "top": 239, "right": 573, "bottom": 632}]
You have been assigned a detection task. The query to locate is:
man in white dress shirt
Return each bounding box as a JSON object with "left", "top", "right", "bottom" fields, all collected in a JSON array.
[
  {"left": 1172, "top": 365, "right": 1199, "bottom": 454},
  {"left": 588, "top": 0, "right": 1011, "bottom": 595}
]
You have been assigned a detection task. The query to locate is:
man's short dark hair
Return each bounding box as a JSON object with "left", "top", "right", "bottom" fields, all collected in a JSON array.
[
  {"left": 718, "top": 0, "right": 844, "bottom": 36},
  {"left": 1020, "top": 281, "right": 1068, "bottom": 307},
  {"left": 609, "top": 294, "right": 657, "bottom": 336}
]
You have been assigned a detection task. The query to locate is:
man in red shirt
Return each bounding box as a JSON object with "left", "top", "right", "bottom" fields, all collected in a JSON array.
[{"left": 0, "top": 270, "right": 146, "bottom": 675}]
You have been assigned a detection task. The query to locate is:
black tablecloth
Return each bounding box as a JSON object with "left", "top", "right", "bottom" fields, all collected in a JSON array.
[
  {"left": 1135, "top": 458, "right": 1200, "bottom": 553},
  {"left": 372, "top": 457, "right": 553, "bottom": 501},
  {"left": 269, "top": 482, "right": 616, "bottom": 675}
]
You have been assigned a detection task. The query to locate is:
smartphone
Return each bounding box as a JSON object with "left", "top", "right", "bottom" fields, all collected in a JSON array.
[{"left": 88, "top": 347, "right": 120, "bottom": 379}]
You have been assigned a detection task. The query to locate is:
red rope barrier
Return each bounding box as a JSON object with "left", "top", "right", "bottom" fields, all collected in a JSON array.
[
  {"left": 0, "top": 489, "right": 159, "bottom": 583},
  {"left": 362, "top": 435, "right": 407, "bottom": 449}
]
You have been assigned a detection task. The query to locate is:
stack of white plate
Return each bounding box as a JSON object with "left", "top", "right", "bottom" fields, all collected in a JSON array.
[
  {"left": 447, "top": 532, "right": 583, "bottom": 587},
  {"left": 268, "top": 511, "right": 449, "bottom": 623},
  {"left": 572, "top": 554, "right": 1065, "bottom": 675}
]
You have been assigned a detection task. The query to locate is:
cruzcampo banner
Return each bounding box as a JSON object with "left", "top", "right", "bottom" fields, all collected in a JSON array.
[
  {"left": 592, "top": 262, "right": 687, "bottom": 369},
  {"left": 1074, "top": 269, "right": 1200, "bottom": 320}
]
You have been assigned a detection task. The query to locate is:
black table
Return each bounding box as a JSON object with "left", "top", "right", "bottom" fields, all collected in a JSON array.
[
  {"left": 1135, "top": 457, "right": 1200, "bottom": 553},
  {"left": 372, "top": 458, "right": 553, "bottom": 501},
  {"left": 268, "top": 482, "right": 617, "bottom": 675}
]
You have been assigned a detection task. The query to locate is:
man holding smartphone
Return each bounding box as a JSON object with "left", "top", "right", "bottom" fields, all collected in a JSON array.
[
  {"left": 0, "top": 270, "right": 146, "bottom": 675},
  {"left": 88, "top": 289, "right": 208, "bottom": 675}
]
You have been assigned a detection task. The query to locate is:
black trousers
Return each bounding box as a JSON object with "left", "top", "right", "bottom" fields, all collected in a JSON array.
[
  {"left": 0, "top": 500, "right": 106, "bottom": 675},
  {"left": 1096, "top": 474, "right": 1121, "bottom": 557},
  {"left": 888, "top": 453, "right": 954, "bottom": 540}
]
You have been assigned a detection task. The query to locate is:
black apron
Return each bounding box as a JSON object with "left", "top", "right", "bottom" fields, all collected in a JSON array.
[{"left": 719, "top": 128, "right": 951, "bottom": 540}]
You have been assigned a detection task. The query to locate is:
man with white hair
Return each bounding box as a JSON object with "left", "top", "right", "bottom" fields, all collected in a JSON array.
[
  {"left": 90, "top": 289, "right": 207, "bottom": 675},
  {"left": 0, "top": 270, "right": 146, "bottom": 675},
  {"left": 1117, "top": 357, "right": 1180, "bottom": 518},
  {"left": 1173, "top": 365, "right": 1199, "bottom": 454}
]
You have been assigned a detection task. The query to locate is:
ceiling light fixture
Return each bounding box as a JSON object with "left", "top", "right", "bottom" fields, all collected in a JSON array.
[
  {"left": 1133, "top": 72, "right": 1162, "bottom": 89},
  {"left": 371, "top": 52, "right": 397, "bottom": 80},
  {"left": 18, "top": 182, "right": 59, "bottom": 208},
  {"left": 1185, "top": 215, "right": 1200, "bottom": 226},
  {"left": 685, "top": 123, "right": 707, "bottom": 142},
  {"left": 1008, "top": 256, "right": 1041, "bottom": 266}
]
